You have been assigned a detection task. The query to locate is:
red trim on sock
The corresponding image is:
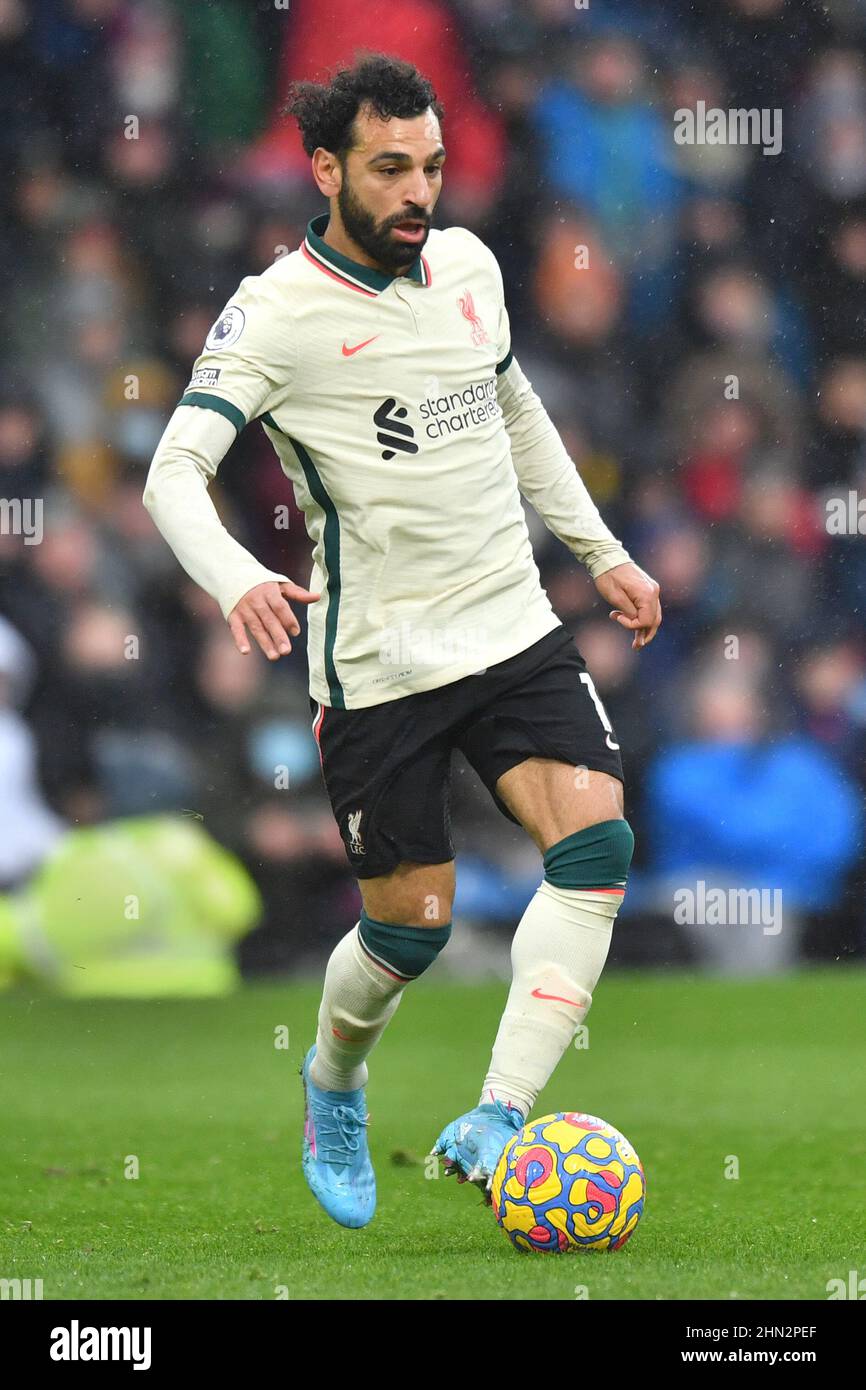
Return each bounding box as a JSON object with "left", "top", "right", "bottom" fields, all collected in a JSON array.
[{"left": 357, "top": 934, "right": 412, "bottom": 983}]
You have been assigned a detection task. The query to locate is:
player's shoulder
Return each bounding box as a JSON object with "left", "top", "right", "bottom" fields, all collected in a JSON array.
[
  {"left": 430, "top": 224, "right": 500, "bottom": 269},
  {"left": 205, "top": 249, "right": 305, "bottom": 355},
  {"left": 231, "top": 248, "right": 307, "bottom": 313},
  {"left": 433, "top": 225, "right": 490, "bottom": 256}
]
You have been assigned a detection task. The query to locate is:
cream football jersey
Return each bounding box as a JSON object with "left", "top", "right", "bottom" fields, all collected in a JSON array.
[{"left": 145, "top": 214, "right": 631, "bottom": 709}]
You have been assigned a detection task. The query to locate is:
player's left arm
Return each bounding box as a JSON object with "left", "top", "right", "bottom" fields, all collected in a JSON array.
[{"left": 494, "top": 327, "right": 661, "bottom": 649}]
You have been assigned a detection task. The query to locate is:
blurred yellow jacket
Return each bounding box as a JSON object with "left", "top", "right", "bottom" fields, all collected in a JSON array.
[{"left": 0, "top": 815, "right": 261, "bottom": 997}]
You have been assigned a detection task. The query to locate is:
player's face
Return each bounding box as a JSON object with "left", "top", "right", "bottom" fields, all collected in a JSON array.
[{"left": 338, "top": 107, "right": 445, "bottom": 273}]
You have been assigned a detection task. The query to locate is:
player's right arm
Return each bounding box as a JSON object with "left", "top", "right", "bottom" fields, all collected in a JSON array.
[
  {"left": 143, "top": 407, "right": 318, "bottom": 658},
  {"left": 142, "top": 275, "right": 319, "bottom": 659}
]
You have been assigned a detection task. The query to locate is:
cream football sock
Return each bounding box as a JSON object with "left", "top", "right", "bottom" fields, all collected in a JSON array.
[
  {"left": 478, "top": 880, "right": 624, "bottom": 1118},
  {"left": 310, "top": 913, "right": 452, "bottom": 1092}
]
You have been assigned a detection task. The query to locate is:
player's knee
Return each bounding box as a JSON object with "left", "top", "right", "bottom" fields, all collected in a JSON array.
[
  {"left": 358, "top": 909, "right": 452, "bottom": 982},
  {"left": 541, "top": 818, "right": 634, "bottom": 891}
]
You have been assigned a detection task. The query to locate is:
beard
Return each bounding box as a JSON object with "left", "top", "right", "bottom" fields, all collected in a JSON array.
[{"left": 337, "top": 173, "right": 430, "bottom": 274}]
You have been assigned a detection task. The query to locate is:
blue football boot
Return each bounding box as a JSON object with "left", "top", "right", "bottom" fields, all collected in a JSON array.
[
  {"left": 300, "top": 1045, "right": 376, "bottom": 1228},
  {"left": 431, "top": 1101, "right": 525, "bottom": 1197}
]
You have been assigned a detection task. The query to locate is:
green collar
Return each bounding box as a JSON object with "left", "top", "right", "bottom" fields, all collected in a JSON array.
[{"left": 303, "top": 213, "right": 430, "bottom": 295}]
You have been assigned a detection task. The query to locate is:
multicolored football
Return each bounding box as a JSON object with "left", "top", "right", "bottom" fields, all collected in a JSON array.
[{"left": 491, "top": 1112, "right": 646, "bottom": 1253}]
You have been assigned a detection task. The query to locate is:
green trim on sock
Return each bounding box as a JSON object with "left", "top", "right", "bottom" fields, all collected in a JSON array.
[
  {"left": 542, "top": 819, "right": 634, "bottom": 890},
  {"left": 357, "top": 910, "right": 452, "bottom": 982}
]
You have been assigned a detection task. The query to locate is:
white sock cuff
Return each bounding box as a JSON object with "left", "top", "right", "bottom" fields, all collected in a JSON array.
[{"left": 537, "top": 877, "right": 624, "bottom": 923}]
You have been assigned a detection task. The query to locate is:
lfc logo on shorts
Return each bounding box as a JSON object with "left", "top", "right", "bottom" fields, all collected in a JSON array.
[
  {"left": 347, "top": 809, "right": 365, "bottom": 856},
  {"left": 458, "top": 289, "right": 490, "bottom": 347}
]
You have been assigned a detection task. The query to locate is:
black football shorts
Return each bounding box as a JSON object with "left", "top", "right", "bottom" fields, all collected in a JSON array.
[{"left": 309, "top": 624, "right": 624, "bottom": 878}]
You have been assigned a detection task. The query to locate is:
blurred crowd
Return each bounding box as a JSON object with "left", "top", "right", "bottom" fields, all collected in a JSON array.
[{"left": 1, "top": 0, "right": 865, "bottom": 977}]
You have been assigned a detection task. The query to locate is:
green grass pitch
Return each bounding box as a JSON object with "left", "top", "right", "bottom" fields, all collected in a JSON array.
[{"left": 1, "top": 969, "right": 864, "bottom": 1300}]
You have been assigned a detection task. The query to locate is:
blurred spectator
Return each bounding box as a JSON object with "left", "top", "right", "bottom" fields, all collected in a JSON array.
[
  {"left": 793, "top": 636, "right": 866, "bottom": 774},
  {"left": 0, "top": 814, "right": 261, "bottom": 995},
  {"left": 808, "top": 204, "right": 866, "bottom": 364},
  {"left": 243, "top": 0, "right": 506, "bottom": 223},
  {"left": 531, "top": 32, "right": 683, "bottom": 326},
  {"left": 643, "top": 665, "right": 863, "bottom": 972},
  {"left": 794, "top": 46, "right": 866, "bottom": 202}
]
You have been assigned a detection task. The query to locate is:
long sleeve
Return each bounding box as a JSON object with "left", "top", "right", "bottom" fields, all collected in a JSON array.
[
  {"left": 476, "top": 225, "right": 631, "bottom": 580},
  {"left": 496, "top": 354, "right": 632, "bottom": 579},
  {"left": 142, "top": 404, "right": 290, "bottom": 619}
]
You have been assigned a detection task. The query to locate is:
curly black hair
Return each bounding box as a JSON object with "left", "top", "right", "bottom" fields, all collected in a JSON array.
[{"left": 285, "top": 51, "right": 444, "bottom": 161}]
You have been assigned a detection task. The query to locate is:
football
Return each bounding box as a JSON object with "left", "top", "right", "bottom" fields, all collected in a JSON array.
[{"left": 491, "top": 1111, "right": 646, "bottom": 1253}]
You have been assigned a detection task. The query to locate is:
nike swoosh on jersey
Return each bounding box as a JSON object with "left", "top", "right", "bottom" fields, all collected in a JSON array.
[
  {"left": 342, "top": 336, "right": 380, "bottom": 356},
  {"left": 530, "top": 988, "right": 586, "bottom": 1007}
]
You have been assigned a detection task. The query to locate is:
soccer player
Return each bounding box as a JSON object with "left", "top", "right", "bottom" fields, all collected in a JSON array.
[{"left": 143, "top": 53, "right": 662, "bottom": 1229}]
